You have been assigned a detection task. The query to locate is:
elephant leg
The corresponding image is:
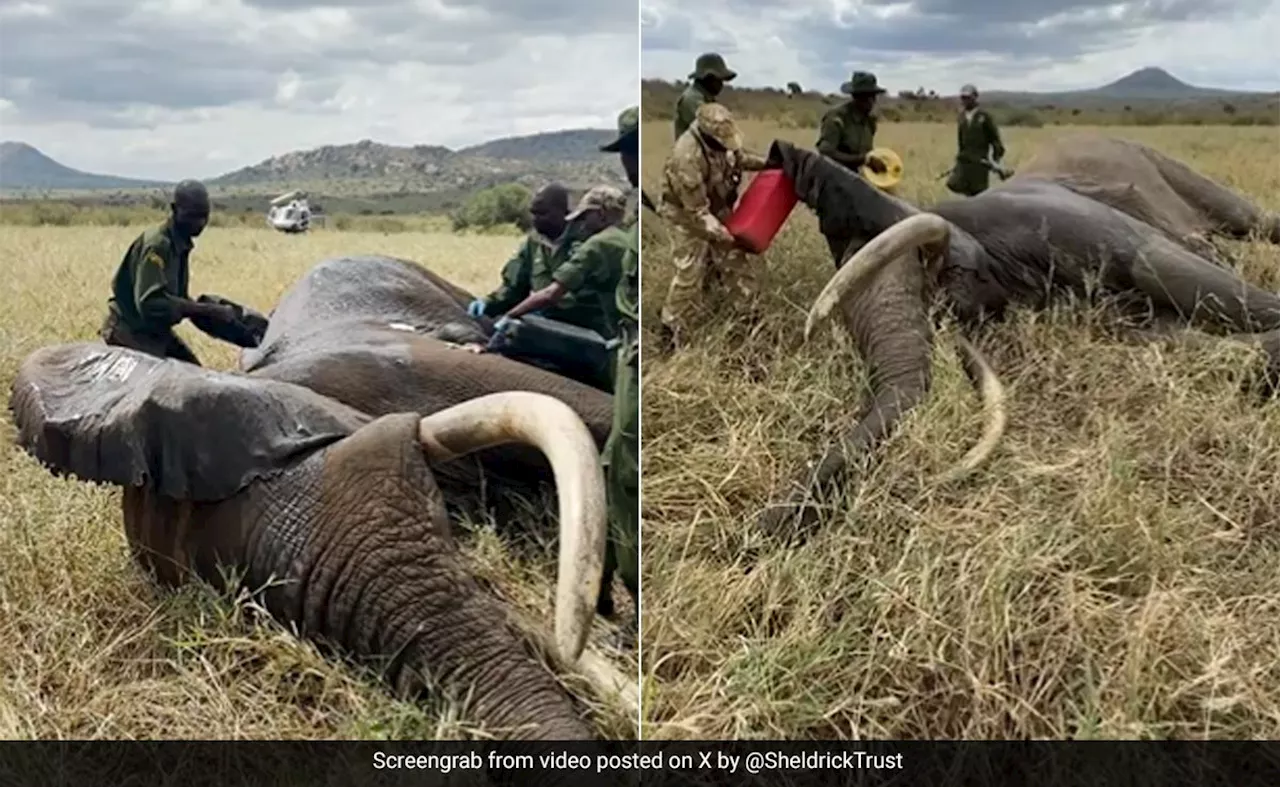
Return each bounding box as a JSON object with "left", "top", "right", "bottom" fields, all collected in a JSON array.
[
  {"left": 1148, "top": 147, "right": 1280, "bottom": 243},
  {"left": 1125, "top": 237, "right": 1280, "bottom": 336}
]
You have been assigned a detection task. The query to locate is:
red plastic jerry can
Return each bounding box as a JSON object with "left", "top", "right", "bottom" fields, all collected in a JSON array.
[{"left": 724, "top": 169, "right": 799, "bottom": 254}]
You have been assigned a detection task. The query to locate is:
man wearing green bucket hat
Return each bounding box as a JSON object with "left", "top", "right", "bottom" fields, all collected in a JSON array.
[
  {"left": 818, "top": 71, "right": 889, "bottom": 177},
  {"left": 674, "top": 52, "right": 737, "bottom": 140}
]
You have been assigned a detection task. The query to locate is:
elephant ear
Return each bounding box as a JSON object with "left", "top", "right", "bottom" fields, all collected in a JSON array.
[{"left": 8, "top": 343, "right": 370, "bottom": 502}]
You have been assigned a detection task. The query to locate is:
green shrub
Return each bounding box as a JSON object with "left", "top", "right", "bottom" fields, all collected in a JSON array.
[{"left": 450, "top": 182, "right": 532, "bottom": 232}]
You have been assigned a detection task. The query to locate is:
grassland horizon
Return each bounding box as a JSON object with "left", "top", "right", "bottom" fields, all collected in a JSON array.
[{"left": 639, "top": 119, "right": 1280, "bottom": 739}]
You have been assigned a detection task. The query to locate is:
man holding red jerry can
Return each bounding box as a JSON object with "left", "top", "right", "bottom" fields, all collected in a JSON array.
[{"left": 657, "top": 102, "right": 770, "bottom": 348}]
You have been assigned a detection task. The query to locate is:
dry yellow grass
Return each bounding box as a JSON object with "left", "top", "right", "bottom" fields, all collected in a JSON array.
[
  {"left": 0, "top": 223, "right": 636, "bottom": 739},
  {"left": 638, "top": 121, "right": 1280, "bottom": 739}
]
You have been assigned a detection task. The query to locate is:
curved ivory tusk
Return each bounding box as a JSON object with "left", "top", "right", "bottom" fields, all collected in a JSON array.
[
  {"left": 575, "top": 647, "right": 640, "bottom": 717},
  {"left": 805, "top": 213, "right": 952, "bottom": 343},
  {"left": 416, "top": 391, "right": 607, "bottom": 665},
  {"left": 936, "top": 334, "right": 1007, "bottom": 482}
]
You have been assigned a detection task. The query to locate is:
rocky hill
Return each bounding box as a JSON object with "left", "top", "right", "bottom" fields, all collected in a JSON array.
[
  {"left": 0, "top": 142, "right": 169, "bottom": 190},
  {"left": 210, "top": 130, "right": 623, "bottom": 193},
  {"left": 1, "top": 128, "right": 625, "bottom": 195}
]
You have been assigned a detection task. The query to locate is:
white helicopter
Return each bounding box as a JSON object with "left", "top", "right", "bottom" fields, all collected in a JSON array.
[{"left": 266, "top": 190, "right": 314, "bottom": 233}]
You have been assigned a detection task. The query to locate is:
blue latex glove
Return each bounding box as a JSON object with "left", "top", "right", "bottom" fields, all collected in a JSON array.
[
  {"left": 467, "top": 299, "right": 486, "bottom": 318},
  {"left": 487, "top": 315, "right": 518, "bottom": 352}
]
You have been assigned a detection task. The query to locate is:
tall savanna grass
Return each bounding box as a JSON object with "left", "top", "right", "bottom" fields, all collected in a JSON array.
[{"left": 639, "top": 121, "right": 1280, "bottom": 739}]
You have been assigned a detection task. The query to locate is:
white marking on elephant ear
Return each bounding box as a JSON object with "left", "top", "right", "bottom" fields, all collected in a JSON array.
[
  {"left": 84, "top": 352, "right": 138, "bottom": 384},
  {"left": 387, "top": 322, "right": 418, "bottom": 332}
]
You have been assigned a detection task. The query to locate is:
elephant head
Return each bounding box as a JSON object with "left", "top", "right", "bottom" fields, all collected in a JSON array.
[
  {"left": 8, "top": 342, "right": 632, "bottom": 739},
  {"left": 756, "top": 141, "right": 1007, "bottom": 539}
]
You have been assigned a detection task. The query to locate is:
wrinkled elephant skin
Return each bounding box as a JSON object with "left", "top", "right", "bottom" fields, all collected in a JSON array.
[{"left": 8, "top": 338, "right": 612, "bottom": 744}]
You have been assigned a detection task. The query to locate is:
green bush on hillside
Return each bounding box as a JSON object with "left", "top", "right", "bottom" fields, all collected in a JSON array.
[{"left": 450, "top": 183, "right": 532, "bottom": 232}]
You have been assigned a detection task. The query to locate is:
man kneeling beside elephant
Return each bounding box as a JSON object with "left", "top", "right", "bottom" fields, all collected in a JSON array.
[{"left": 100, "top": 179, "right": 269, "bottom": 361}]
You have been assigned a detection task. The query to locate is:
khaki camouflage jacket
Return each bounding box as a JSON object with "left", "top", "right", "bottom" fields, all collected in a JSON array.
[{"left": 658, "top": 129, "right": 767, "bottom": 244}]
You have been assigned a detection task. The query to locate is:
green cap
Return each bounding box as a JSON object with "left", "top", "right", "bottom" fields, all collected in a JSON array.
[
  {"left": 600, "top": 106, "right": 638, "bottom": 152},
  {"left": 840, "top": 71, "right": 887, "bottom": 96},
  {"left": 689, "top": 52, "right": 737, "bottom": 81}
]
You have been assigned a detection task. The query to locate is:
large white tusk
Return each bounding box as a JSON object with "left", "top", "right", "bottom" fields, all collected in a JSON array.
[
  {"left": 937, "top": 334, "right": 1007, "bottom": 482},
  {"left": 805, "top": 213, "right": 952, "bottom": 342},
  {"left": 416, "top": 391, "right": 607, "bottom": 665}
]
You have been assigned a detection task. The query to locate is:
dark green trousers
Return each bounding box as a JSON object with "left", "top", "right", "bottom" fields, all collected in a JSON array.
[{"left": 601, "top": 325, "right": 638, "bottom": 599}]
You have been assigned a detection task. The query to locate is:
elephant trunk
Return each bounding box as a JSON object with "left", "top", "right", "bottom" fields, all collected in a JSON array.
[
  {"left": 759, "top": 215, "right": 1007, "bottom": 540},
  {"left": 758, "top": 236, "right": 936, "bottom": 540},
  {"left": 241, "top": 394, "right": 624, "bottom": 741}
]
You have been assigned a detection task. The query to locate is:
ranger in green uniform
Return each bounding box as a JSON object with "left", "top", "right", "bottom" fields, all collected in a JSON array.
[
  {"left": 493, "top": 186, "right": 629, "bottom": 341},
  {"left": 100, "top": 180, "right": 242, "bottom": 365},
  {"left": 596, "top": 106, "right": 640, "bottom": 634},
  {"left": 674, "top": 52, "right": 737, "bottom": 140},
  {"left": 946, "top": 83, "right": 1007, "bottom": 197},
  {"left": 817, "top": 71, "right": 889, "bottom": 178},
  {"left": 468, "top": 183, "right": 575, "bottom": 320}
]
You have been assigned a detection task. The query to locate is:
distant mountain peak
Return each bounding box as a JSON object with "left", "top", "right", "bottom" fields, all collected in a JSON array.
[
  {"left": 0, "top": 141, "right": 169, "bottom": 190},
  {"left": 1103, "top": 67, "right": 1190, "bottom": 91}
]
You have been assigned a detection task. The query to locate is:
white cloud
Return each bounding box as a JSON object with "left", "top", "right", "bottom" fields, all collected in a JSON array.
[
  {"left": 0, "top": 0, "right": 640, "bottom": 180},
  {"left": 641, "top": 0, "right": 1280, "bottom": 96}
]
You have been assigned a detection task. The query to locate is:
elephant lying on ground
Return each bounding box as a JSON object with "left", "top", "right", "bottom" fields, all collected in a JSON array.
[
  {"left": 758, "top": 138, "right": 1280, "bottom": 537},
  {"left": 8, "top": 255, "right": 635, "bottom": 741},
  {"left": 238, "top": 255, "right": 633, "bottom": 616},
  {"left": 9, "top": 345, "right": 618, "bottom": 742},
  {"left": 1016, "top": 133, "right": 1280, "bottom": 262}
]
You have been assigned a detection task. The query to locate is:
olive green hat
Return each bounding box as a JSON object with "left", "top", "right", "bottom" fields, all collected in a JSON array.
[
  {"left": 689, "top": 52, "right": 737, "bottom": 81},
  {"left": 959, "top": 83, "right": 978, "bottom": 97},
  {"left": 600, "top": 106, "right": 638, "bottom": 152},
  {"left": 840, "top": 71, "right": 887, "bottom": 96}
]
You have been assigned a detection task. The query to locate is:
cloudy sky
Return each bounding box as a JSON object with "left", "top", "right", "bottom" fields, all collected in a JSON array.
[
  {"left": 0, "top": 0, "right": 639, "bottom": 180},
  {"left": 642, "top": 0, "right": 1280, "bottom": 96}
]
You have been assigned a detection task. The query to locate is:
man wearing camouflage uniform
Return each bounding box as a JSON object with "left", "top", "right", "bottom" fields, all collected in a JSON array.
[
  {"left": 101, "top": 179, "right": 247, "bottom": 365},
  {"left": 817, "top": 71, "right": 889, "bottom": 178},
  {"left": 946, "top": 83, "right": 1007, "bottom": 197},
  {"left": 596, "top": 106, "right": 640, "bottom": 633},
  {"left": 658, "top": 102, "right": 767, "bottom": 346},
  {"left": 674, "top": 52, "right": 737, "bottom": 140}
]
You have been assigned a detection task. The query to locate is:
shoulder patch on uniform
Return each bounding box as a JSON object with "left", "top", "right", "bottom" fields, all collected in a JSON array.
[{"left": 144, "top": 249, "right": 166, "bottom": 270}]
